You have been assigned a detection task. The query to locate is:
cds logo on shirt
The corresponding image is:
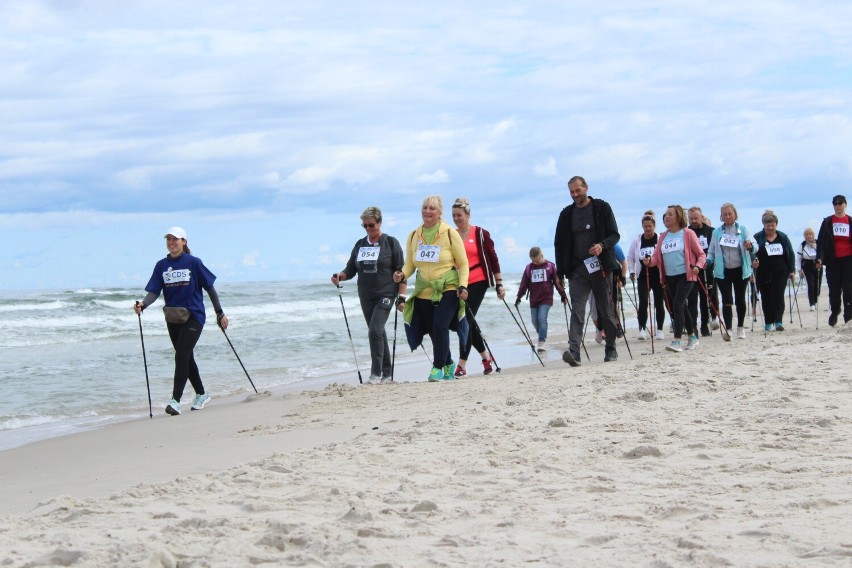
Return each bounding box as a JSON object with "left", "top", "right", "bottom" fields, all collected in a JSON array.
[{"left": 163, "top": 268, "right": 192, "bottom": 286}]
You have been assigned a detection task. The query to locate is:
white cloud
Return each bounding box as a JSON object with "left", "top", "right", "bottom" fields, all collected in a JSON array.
[
  {"left": 416, "top": 169, "right": 450, "bottom": 185},
  {"left": 533, "top": 157, "right": 557, "bottom": 177},
  {"left": 241, "top": 252, "right": 260, "bottom": 267}
]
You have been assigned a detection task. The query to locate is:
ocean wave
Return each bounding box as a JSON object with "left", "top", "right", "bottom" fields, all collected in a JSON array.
[{"left": 0, "top": 300, "right": 71, "bottom": 313}]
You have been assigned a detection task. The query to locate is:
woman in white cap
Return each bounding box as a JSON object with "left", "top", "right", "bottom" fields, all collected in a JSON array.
[{"left": 133, "top": 227, "right": 229, "bottom": 415}]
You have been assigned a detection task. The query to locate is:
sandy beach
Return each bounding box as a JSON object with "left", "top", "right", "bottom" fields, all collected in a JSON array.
[{"left": 0, "top": 309, "right": 850, "bottom": 567}]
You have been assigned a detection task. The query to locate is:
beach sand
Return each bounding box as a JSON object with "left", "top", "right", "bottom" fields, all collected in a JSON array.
[{"left": 0, "top": 310, "right": 850, "bottom": 567}]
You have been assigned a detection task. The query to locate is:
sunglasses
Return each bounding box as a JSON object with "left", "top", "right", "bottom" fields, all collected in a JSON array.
[
  {"left": 362, "top": 222, "right": 377, "bottom": 229},
  {"left": 833, "top": 202, "right": 845, "bottom": 206}
]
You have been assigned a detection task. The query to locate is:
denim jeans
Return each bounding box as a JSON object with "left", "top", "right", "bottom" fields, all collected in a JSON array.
[{"left": 530, "top": 304, "right": 551, "bottom": 342}]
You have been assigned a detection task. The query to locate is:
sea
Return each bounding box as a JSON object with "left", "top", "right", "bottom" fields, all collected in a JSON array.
[
  {"left": 0, "top": 276, "right": 815, "bottom": 452},
  {"left": 0, "top": 276, "right": 605, "bottom": 451}
]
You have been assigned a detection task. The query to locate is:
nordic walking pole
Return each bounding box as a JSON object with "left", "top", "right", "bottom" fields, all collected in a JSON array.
[
  {"left": 697, "top": 277, "right": 731, "bottom": 341},
  {"left": 334, "top": 277, "right": 363, "bottom": 384},
  {"left": 816, "top": 267, "right": 822, "bottom": 330},
  {"left": 788, "top": 276, "right": 794, "bottom": 325},
  {"left": 391, "top": 300, "right": 400, "bottom": 382},
  {"left": 515, "top": 303, "right": 534, "bottom": 344},
  {"left": 502, "top": 299, "right": 544, "bottom": 366},
  {"left": 466, "top": 305, "right": 501, "bottom": 373},
  {"left": 135, "top": 303, "right": 153, "bottom": 418},
  {"left": 219, "top": 320, "right": 258, "bottom": 394},
  {"left": 617, "top": 288, "right": 634, "bottom": 360},
  {"left": 791, "top": 275, "right": 803, "bottom": 328}
]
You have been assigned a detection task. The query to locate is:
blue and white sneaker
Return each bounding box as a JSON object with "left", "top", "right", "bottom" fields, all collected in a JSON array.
[
  {"left": 190, "top": 393, "right": 210, "bottom": 411},
  {"left": 165, "top": 398, "right": 181, "bottom": 415},
  {"left": 428, "top": 367, "right": 444, "bottom": 382}
]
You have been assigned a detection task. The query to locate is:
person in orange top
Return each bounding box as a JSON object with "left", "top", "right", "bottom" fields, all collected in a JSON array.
[{"left": 450, "top": 197, "right": 505, "bottom": 377}]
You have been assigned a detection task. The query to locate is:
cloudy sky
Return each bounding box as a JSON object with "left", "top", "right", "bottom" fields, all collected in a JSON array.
[{"left": 2, "top": 1, "right": 851, "bottom": 291}]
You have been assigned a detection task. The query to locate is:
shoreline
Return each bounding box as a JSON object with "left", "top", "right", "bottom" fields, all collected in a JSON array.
[{"left": 1, "top": 307, "right": 848, "bottom": 565}]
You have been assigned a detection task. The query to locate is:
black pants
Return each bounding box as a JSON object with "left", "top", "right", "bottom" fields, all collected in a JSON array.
[
  {"left": 756, "top": 268, "right": 788, "bottom": 325},
  {"left": 414, "top": 291, "right": 459, "bottom": 368},
  {"left": 459, "top": 280, "right": 488, "bottom": 360},
  {"left": 167, "top": 317, "right": 204, "bottom": 402},
  {"left": 826, "top": 256, "right": 852, "bottom": 321},
  {"left": 666, "top": 274, "right": 694, "bottom": 339},
  {"left": 687, "top": 267, "right": 718, "bottom": 331},
  {"left": 636, "top": 268, "right": 665, "bottom": 331},
  {"left": 801, "top": 259, "right": 821, "bottom": 307},
  {"left": 717, "top": 267, "right": 748, "bottom": 329}
]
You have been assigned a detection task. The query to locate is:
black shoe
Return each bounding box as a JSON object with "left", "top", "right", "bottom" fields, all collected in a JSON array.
[
  {"left": 829, "top": 313, "right": 839, "bottom": 327},
  {"left": 775, "top": 323, "right": 785, "bottom": 332},
  {"left": 604, "top": 348, "right": 618, "bottom": 362},
  {"left": 700, "top": 324, "right": 711, "bottom": 337},
  {"left": 562, "top": 350, "right": 581, "bottom": 367}
]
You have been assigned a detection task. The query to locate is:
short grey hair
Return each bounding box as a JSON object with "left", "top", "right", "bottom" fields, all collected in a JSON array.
[{"left": 360, "top": 206, "right": 382, "bottom": 223}]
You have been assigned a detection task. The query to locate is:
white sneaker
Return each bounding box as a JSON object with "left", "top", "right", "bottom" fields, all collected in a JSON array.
[
  {"left": 191, "top": 393, "right": 211, "bottom": 411},
  {"left": 537, "top": 340, "right": 546, "bottom": 352},
  {"left": 594, "top": 330, "right": 603, "bottom": 344},
  {"left": 810, "top": 305, "right": 815, "bottom": 312},
  {"left": 366, "top": 375, "right": 382, "bottom": 385},
  {"left": 380, "top": 376, "right": 393, "bottom": 384},
  {"left": 685, "top": 336, "right": 699, "bottom": 350},
  {"left": 710, "top": 319, "right": 720, "bottom": 330},
  {"left": 666, "top": 340, "right": 683, "bottom": 353},
  {"left": 737, "top": 327, "right": 746, "bottom": 339},
  {"left": 638, "top": 328, "right": 647, "bottom": 340},
  {"left": 655, "top": 329, "right": 665, "bottom": 340}
]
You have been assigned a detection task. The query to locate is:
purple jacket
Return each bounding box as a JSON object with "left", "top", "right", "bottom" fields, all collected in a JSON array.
[{"left": 517, "top": 260, "right": 566, "bottom": 307}]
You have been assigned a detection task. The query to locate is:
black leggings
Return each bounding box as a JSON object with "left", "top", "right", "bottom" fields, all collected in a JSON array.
[
  {"left": 801, "top": 259, "right": 821, "bottom": 307},
  {"left": 459, "top": 280, "right": 488, "bottom": 360},
  {"left": 636, "top": 267, "right": 665, "bottom": 331},
  {"left": 717, "top": 267, "right": 749, "bottom": 329},
  {"left": 757, "top": 268, "right": 788, "bottom": 325},
  {"left": 666, "top": 274, "right": 694, "bottom": 339},
  {"left": 167, "top": 317, "right": 205, "bottom": 401}
]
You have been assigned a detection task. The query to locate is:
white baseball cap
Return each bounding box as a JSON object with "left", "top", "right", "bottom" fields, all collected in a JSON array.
[{"left": 164, "top": 226, "right": 187, "bottom": 240}]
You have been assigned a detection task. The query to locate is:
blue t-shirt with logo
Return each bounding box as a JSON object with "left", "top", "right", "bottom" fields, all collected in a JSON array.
[{"left": 145, "top": 253, "right": 217, "bottom": 325}]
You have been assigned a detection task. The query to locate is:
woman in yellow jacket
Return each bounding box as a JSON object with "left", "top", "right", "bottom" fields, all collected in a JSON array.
[{"left": 394, "top": 195, "right": 469, "bottom": 381}]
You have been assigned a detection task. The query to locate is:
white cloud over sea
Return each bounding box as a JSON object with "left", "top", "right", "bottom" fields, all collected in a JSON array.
[{"left": 1, "top": 1, "right": 851, "bottom": 290}]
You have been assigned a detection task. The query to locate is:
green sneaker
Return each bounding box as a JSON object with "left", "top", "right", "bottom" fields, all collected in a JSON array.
[
  {"left": 442, "top": 361, "right": 456, "bottom": 380},
  {"left": 427, "top": 367, "right": 444, "bottom": 382}
]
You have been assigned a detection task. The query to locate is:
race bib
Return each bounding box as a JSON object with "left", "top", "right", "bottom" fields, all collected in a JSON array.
[
  {"left": 804, "top": 244, "right": 817, "bottom": 258},
  {"left": 531, "top": 268, "right": 546, "bottom": 283},
  {"left": 584, "top": 256, "right": 601, "bottom": 274},
  {"left": 416, "top": 244, "right": 440, "bottom": 263},
  {"left": 662, "top": 238, "right": 682, "bottom": 254},
  {"left": 357, "top": 246, "right": 379, "bottom": 262},
  {"left": 163, "top": 268, "right": 191, "bottom": 285},
  {"left": 765, "top": 243, "right": 783, "bottom": 256},
  {"left": 833, "top": 223, "right": 849, "bottom": 237},
  {"left": 640, "top": 246, "right": 655, "bottom": 259},
  {"left": 698, "top": 235, "right": 708, "bottom": 250},
  {"left": 720, "top": 234, "right": 740, "bottom": 248}
]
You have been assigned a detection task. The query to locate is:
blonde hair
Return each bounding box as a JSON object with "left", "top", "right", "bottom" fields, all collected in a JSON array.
[
  {"left": 641, "top": 209, "right": 656, "bottom": 226},
  {"left": 422, "top": 195, "right": 443, "bottom": 214},
  {"left": 720, "top": 203, "right": 738, "bottom": 222},
  {"left": 452, "top": 197, "right": 471, "bottom": 214}
]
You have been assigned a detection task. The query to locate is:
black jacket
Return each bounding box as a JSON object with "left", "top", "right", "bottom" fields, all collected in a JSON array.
[
  {"left": 816, "top": 214, "right": 852, "bottom": 268},
  {"left": 554, "top": 197, "right": 620, "bottom": 278}
]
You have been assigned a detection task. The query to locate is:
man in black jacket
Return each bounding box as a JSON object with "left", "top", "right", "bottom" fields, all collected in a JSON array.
[
  {"left": 554, "top": 176, "right": 621, "bottom": 365},
  {"left": 686, "top": 206, "right": 719, "bottom": 336}
]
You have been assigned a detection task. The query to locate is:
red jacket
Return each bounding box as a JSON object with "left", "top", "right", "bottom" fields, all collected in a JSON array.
[{"left": 470, "top": 226, "right": 502, "bottom": 286}]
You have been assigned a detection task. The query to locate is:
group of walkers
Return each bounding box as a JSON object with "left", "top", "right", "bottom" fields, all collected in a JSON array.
[{"left": 133, "top": 181, "right": 849, "bottom": 414}]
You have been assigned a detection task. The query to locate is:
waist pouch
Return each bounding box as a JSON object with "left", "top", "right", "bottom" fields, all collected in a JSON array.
[{"left": 163, "top": 306, "right": 191, "bottom": 324}]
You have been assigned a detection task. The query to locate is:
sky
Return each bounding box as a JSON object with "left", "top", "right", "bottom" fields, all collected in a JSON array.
[{"left": 2, "top": 1, "right": 851, "bottom": 291}]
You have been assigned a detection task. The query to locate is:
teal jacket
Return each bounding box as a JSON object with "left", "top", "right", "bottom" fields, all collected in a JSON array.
[{"left": 706, "top": 222, "right": 758, "bottom": 280}]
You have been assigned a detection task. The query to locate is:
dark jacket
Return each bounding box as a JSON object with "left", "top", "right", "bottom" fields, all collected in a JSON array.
[
  {"left": 554, "top": 197, "right": 620, "bottom": 278},
  {"left": 816, "top": 214, "right": 852, "bottom": 267},
  {"left": 753, "top": 229, "right": 796, "bottom": 275}
]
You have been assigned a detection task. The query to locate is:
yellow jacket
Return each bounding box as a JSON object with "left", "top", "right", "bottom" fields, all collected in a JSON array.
[{"left": 402, "top": 220, "right": 469, "bottom": 300}]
